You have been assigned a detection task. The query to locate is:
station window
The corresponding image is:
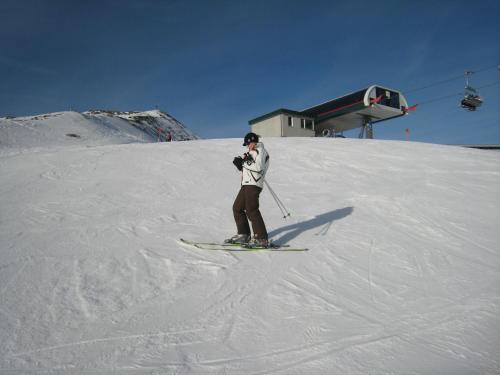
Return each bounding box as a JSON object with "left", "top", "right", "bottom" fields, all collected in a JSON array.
[
  {"left": 288, "top": 116, "right": 293, "bottom": 127},
  {"left": 301, "top": 118, "right": 306, "bottom": 128},
  {"left": 375, "top": 87, "right": 400, "bottom": 109},
  {"left": 305, "top": 119, "right": 313, "bottom": 130}
]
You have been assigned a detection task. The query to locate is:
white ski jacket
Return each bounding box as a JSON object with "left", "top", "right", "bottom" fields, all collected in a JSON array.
[{"left": 241, "top": 142, "right": 269, "bottom": 189}]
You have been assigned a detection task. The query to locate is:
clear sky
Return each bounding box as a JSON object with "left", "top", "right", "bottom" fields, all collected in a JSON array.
[{"left": 1, "top": 0, "right": 499, "bottom": 144}]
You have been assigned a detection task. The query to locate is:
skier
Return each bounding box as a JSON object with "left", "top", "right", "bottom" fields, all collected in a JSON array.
[{"left": 225, "top": 132, "right": 270, "bottom": 247}]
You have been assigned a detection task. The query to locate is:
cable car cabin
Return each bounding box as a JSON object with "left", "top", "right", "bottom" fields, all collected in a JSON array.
[
  {"left": 461, "top": 86, "right": 483, "bottom": 111},
  {"left": 248, "top": 85, "right": 409, "bottom": 139},
  {"left": 302, "top": 85, "right": 409, "bottom": 135}
]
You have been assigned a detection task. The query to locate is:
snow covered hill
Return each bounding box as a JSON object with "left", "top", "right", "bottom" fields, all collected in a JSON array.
[
  {"left": 0, "top": 137, "right": 499, "bottom": 374},
  {"left": 0, "top": 109, "right": 198, "bottom": 153}
]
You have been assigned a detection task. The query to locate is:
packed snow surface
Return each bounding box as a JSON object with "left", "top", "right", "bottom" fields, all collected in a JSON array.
[{"left": 0, "top": 135, "right": 499, "bottom": 374}]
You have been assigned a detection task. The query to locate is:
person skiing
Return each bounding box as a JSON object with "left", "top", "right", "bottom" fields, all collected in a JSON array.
[{"left": 225, "top": 132, "right": 270, "bottom": 247}]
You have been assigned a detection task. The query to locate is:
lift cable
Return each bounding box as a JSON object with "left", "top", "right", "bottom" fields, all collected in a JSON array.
[
  {"left": 408, "top": 81, "right": 500, "bottom": 108},
  {"left": 404, "top": 63, "right": 499, "bottom": 94},
  {"left": 475, "top": 81, "right": 500, "bottom": 90}
]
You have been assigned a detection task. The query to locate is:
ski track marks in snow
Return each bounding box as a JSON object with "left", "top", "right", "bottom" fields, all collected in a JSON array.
[{"left": 0, "top": 138, "right": 499, "bottom": 374}]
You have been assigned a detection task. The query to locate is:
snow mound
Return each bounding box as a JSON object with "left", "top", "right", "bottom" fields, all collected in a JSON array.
[
  {"left": 0, "top": 138, "right": 499, "bottom": 374},
  {"left": 88, "top": 109, "right": 199, "bottom": 142},
  {"left": 0, "top": 110, "right": 198, "bottom": 154}
]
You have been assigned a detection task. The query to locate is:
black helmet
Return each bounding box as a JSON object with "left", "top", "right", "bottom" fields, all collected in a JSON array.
[{"left": 243, "top": 132, "right": 259, "bottom": 146}]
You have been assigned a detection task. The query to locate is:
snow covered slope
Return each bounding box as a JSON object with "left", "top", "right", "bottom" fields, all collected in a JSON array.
[
  {"left": 0, "top": 109, "right": 198, "bottom": 153},
  {"left": 0, "top": 138, "right": 499, "bottom": 374},
  {"left": 109, "top": 110, "right": 198, "bottom": 142}
]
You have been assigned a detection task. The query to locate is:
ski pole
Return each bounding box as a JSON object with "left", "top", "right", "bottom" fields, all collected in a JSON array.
[
  {"left": 264, "top": 180, "right": 291, "bottom": 219},
  {"left": 264, "top": 180, "right": 288, "bottom": 215},
  {"left": 266, "top": 183, "right": 289, "bottom": 219}
]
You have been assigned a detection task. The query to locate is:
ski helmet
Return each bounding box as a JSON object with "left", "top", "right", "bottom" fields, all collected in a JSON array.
[{"left": 243, "top": 132, "right": 259, "bottom": 146}]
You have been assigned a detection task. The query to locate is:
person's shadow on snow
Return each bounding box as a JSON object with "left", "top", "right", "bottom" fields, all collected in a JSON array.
[{"left": 268, "top": 207, "right": 353, "bottom": 245}]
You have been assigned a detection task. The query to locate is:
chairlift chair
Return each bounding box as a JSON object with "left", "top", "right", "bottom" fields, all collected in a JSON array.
[
  {"left": 461, "top": 95, "right": 483, "bottom": 111},
  {"left": 461, "top": 86, "right": 483, "bottom": 111},
  {"left": 461, "top": 72, "right": 483, "bottom": 111}
]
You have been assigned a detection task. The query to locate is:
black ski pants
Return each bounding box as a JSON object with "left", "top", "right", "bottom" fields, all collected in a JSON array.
[{"left": 232, "top": 185, "right": 268, "bottom": 240}]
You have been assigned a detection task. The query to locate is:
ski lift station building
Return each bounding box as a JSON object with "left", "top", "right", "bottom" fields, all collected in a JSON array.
[{"left": 249, "top": 85, "right": 410, "bottom": 138}]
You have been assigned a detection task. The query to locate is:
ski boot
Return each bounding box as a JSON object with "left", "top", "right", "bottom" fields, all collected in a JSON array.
[
  {"left": 246, "top": 237, "right": 269, "bottom": 248},
  {"left": 224, "top": 234, "right": 250, "bottom": 245}
]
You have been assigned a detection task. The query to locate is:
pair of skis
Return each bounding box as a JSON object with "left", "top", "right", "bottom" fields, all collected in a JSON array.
[{"left": 179, "top": 238, "right": 308, "bottom": 252}]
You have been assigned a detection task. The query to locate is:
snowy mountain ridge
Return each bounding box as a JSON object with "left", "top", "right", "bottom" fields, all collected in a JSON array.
[
  {"left": 0, "top": 109, "right": 198, "bottom": 153},
  {"left": 0, "top": 137, "right": 499, "bottom": 374},
  {"left": 85, "top": 109, "right": 199, "bottom": 142}
]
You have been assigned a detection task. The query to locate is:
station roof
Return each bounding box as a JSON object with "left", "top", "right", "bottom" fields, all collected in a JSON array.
[{"left": 248, "top": 108, "right": 308, "bottom": 125}]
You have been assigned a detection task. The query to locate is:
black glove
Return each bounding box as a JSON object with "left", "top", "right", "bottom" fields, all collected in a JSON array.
[
  {"left": 243, "top": 152, "right": 253, "bottom": 163},
  {"left": 233, "top": 156, "right": 243, "bottom": 171},
  {"left": 243, "top": 152, "right": 254, "bottom": 165}
]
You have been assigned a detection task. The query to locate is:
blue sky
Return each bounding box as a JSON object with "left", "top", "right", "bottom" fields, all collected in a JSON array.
[{"left": 1, "top": 0, "right": 499, "bottom": 144}]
